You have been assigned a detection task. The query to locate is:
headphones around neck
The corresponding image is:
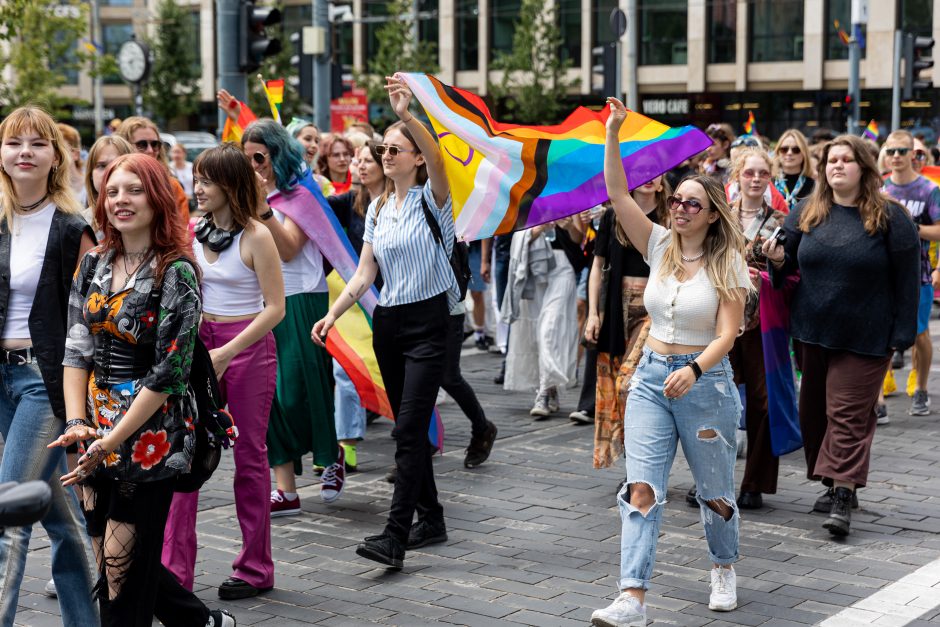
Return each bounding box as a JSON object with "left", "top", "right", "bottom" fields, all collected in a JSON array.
[{"left": 194, "top": 216, "right": 243, "bottom": 253}]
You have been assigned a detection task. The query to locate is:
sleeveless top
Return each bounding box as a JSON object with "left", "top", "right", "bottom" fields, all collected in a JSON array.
[{"left": 194, "top": 230, "right": 264, "bottom": 316}]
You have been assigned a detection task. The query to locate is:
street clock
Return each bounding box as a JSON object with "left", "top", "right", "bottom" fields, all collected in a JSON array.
[{"left": 117, "top": 38, "right": 150, "bottom": 84}]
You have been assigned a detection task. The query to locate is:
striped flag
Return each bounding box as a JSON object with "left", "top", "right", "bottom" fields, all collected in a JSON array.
[
  {"left": 743, "top": 110, "right": 756, "bottom": 135},
  {"left": 863, "top": 119, "right": 879, "bottom": 141},
  {"left": 221, "top": 101, "right": 258, "bottom": 143},
  {"left": 260, "top": 77, "right": 284, "bottom": 124}
]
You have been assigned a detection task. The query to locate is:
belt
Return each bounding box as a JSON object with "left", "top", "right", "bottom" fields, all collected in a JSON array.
[{"left": 0, "top": 347, "right": 35, "bottom": 365}]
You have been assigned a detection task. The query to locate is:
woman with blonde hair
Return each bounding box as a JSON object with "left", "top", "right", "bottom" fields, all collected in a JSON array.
[
  {"left": 772, "top": 129, "right": 815, "bottom": 209},
  {"left": 84, "top": 135, "right": 134, "bottom": 231},
  {"left": 0, "top": 105, "right": 97, "bottom": 625},
  {"left": 592, "top": 98, "right": 751, "bottom": 627},
  {"left": 763, "top": 135, "right": 920, "bottom": 536}
]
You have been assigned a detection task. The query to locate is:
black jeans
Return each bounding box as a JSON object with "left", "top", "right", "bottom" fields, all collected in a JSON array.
[
  {"left": 373, "top": 294, "right": 448, "bottom": 543},
  {"left": 85, "top": 478, "right": 209, "bottom": 627},
  {"left": 576, "top": 347, "right": 597, "bottom": 415},
  {"left": 442, "top": 313, "right": 488, "bottom": 437}
]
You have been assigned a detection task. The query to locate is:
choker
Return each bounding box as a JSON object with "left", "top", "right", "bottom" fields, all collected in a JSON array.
[
  {"left": 16, "top": 194, "right": 48, "bottom": 212},
  {"left": 194, "top": 216, "right": 243, "bottom": 252}
]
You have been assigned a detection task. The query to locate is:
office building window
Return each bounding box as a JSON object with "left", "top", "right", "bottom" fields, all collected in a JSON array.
[
  {"left": 364, "top": 2, "right": 388, "bottom": 63},
  {"left": 593, "top": 0, "right": 618, "bottom": 46},
  {"left": 559, "top": 0, "right": 581, "bottom": 66},
  {"left": 750, "top": 0, "right": 804, "bottom": 62},
  {"left": 900, "top": 0, "right": 934, "bottom": 37},
  {"left": 826, "top": 0, "right": 866, "bottom": 60},
  {"left": 490, "top": 0, "right": 521, "bottom": 58},
  {"left": 418, "top": 0, "right": 439, "bottom": 46},
  {"left": 336, "top": 21, "right": 353, "bottom": 68},
  {"left": 708, "top": 0, "right": 736, "bottom": 63},
  {"left": 188, "top": 11, "right": 201, "bottom": 75},
  {"left": 102, "top": 22, "right": 133, "bottom": 85},
  {"left": 639, "top": 0, "right": 687, "bottom": 65},
  {"left": 456, "top": 0, "right": 478, "bottom": 70}
]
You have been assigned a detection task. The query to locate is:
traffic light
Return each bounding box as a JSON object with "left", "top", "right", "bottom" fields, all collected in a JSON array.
[
  {"left": 591, "top": 43, "right": 618, "bottom": 97},
  {"left": 290, "top": 31, "right": 312, "bottom": 104},
  {"left": 904, "top": 33, "right": 934, "bottom": 99},
  {"left": 239, "top": 0, "right": 282, "bottom": 73}
]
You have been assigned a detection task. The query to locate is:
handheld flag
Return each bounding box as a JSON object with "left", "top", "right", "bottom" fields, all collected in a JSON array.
[
  {"left": 863, "top": 119, "right": 879, "bottom": 141},
  {"left": 221, "top": 101, "right": 258, "bottom": 143},
  {"left": 834, "top": 20, "right": 850, "bottom": 45},
  {"left": 743, "top": 110, "right": 756, "bottom": 135},
  {"left": 259, "top": 76, "right": 284, "bottom": 124}
]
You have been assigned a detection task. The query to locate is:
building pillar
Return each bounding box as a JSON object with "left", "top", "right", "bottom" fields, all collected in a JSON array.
[
  {"left": 439, "top": 0, "right": 456, "bottom": 83},
  {"left": 352, "top": 0, "right": 363, "bottom": 72},
  {"left": 687, "top": 0, "right": 706, "bottom": 92},
  {"left": 478, "top": 0, "right": 489, "bottom": 95},
  {"left": 579, "top": 0, "right": 591, "bottom": 95},
  {"left": 734, "top": 0, "right": 748, "bottom": 92},
  {"left": 803, "top": 0, "right": 824, "bottom": 90}
]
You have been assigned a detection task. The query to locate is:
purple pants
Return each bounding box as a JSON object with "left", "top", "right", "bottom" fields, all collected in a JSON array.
[{"left": 161, "top": 319, "right": 278, "bottom": 590}]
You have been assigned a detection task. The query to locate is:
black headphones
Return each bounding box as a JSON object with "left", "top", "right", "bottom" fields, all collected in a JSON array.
[{"left": 194, "top": 215, "right": 244, "bottom": 253}]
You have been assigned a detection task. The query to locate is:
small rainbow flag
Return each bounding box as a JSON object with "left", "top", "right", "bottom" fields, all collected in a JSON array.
[
  {"left": 743, "top": 110, "right": 756, "bottom": 135},
  {"left": 399, "top": 73, "right": 712, "bottom": 242},
  {"left": 221, "top": 100, "right": 258, "bottom": 143},
  {"left": 863, "top": 119, "right": 879, "bottom": 141},
  {"left": 260, "top": 77, "right": 284, "bottom": 124},
  {"left": 834, "top": 20, "right": 850, "bottom": 45}
]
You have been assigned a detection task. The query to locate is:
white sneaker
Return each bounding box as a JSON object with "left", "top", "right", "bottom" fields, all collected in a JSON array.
[
  {"left": 44, "top": 578, "right": 56, "bottom": 598},
  {"left": 591, "top": 592, "right": 646, "bottom": 626},
  {"left": 709, "top": 566, "right": 737, "bottom": 611}
]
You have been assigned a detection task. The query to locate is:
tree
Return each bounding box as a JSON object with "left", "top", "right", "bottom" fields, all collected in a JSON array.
[
  {"left": 355, "top": 0, "right": 440, "bottom": 118},
  {"left": 0, "top": 0, "right": 105, "bottom": 116},
  {"left": 143, "top": 0, "right": 201, "bottom": 128},
  {"left": 487, "top": 0, "right": 577, "bottom": 124}
]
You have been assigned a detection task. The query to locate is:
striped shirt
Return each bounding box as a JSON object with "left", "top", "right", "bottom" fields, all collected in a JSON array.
[{"left": 364, "top": 180, "right": 459, "bottom": 309}]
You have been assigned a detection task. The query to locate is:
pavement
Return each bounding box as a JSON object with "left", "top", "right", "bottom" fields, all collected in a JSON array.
[{"left": 9, "top": 321, "right": 940, "bottom": 626}]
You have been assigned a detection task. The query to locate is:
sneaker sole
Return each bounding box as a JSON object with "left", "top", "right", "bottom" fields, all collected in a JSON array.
[
  {"left": 823, "top": 518, "right": 851, "bottom": 536},
  {"left": 355, "top": 545, "right": 403, "bottom": 569},
  {"left": 407, "top": 532, "right": 448, "bottom": 550},
  {"left": 708, "top": 601, "right": 737, "bottom": 612},
  {"left": 270, "top": 508, "right": 301, "bottom": 518},
  {"left": 529, "top": 408, "right": 550, "bottom": 417},
  {"left": 909, "top": 408, "right": 931, "bottom": 416},
  {"left": 876, "top": 418, "right": 891, "bottom": 425},
  {"left": 321, "top": 488, "right": 344, "bottom": 504},
  {"left": 591, "top": 617, "right": 646, "bottom": 627}
]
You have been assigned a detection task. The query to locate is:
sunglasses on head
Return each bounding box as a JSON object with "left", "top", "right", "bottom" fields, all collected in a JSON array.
[
  {"left": 374, "top": 144, "right": 416, "bottom": 157},
  {"left": 731, "top": 137, "right": 759, "bottom": 148},
  {"left": 885, "top": 147, "right": 911, "bottom": 156},
  {"left": 667, "top": 195, "right": 706, "bottom": 214},
  {"left": 778, "top": 145, "right": 801, "bottom": 155},
  {"left": 134, "top": 140, "right": 162, "bottom": 152},
  {"left": 251, "top": 152, "right": 268, "bottom": 165}
]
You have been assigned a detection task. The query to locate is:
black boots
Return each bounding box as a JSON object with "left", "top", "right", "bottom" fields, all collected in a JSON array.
[{"left": 822, "top": 487, "right": 854, "bottom": 536}]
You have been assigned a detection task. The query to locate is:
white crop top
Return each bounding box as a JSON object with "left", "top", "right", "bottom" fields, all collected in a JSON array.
[
  {"left": 3, "top": 203, "right": 55, "bottom": 340},
  {"left": 643, "top": 223, "right": 749, "bottom": 346},
  {"left": 194, "top": 230, "right": 265, "bottom": 316}
]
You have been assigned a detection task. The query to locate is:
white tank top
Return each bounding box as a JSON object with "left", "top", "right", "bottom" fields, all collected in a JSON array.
[
  {"left": 194, "top": 230, "right": 264, "bottom": 316},
  {"left": 271, "top": 207, "right": 327, "bottom": 297},
  {"left": 3, "top": 203, "right": 56, "bottom": 340}
]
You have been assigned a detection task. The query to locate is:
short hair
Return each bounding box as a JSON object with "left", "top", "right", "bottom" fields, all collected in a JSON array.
[{"left": 193, "top": 144, "right": 263, "bottom": 229}]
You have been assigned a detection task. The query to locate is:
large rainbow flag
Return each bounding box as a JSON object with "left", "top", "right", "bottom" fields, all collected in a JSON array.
[
  {"left": 268, "top": 171, "right": 444, "bottom": 449},
  {"left": 221, "top": 101, "right": 258, "bottom": 143},
  {"left": 399, "top": 73, "right": 712, "bottom": 242},
  {"left": 759, "top": 272, "right": 802, "bottom": 456},
  {"left": 922, "top": 165, "right": 940, "bottom": 187}
]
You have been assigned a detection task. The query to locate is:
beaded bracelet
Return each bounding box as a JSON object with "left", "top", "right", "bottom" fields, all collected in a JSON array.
[{"left": 65, "top": 419, "right": 90, "bottom": 431}]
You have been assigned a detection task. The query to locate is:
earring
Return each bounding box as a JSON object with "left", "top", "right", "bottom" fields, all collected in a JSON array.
[{"left": 52, "top": 165, "right": 58, "bottom": 173}]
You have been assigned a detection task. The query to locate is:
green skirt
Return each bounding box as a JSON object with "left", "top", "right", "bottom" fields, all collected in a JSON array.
[{"left": 267, "top": 292, "right": 337, "bottom": 470}]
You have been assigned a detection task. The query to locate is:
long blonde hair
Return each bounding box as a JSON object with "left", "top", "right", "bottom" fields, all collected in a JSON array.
[
  {"left": 659, "top": 175, "right": 748, "bottom": 303},
  {"left": 0, "top": 106, "right": 83, "bottom": 232},
  {"left": 615, "top": 176, "right": 671, "bottom": 248},
  {"left": 772, "top": 129, "right": 813, "bottom": 179},
  {"left": 799, "top": 134, "right": 889, "bottom": 236}
]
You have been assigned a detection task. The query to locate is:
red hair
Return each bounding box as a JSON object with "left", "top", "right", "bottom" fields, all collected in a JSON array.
[{"left": 96, "top": 154, "right": 197, "bottom": 285}]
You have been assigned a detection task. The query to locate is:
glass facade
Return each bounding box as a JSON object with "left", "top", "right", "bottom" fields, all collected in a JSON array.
[
  {"left": 456, "top": 0, "right": 479, "bottom": 70},
  {"left": 899, "top": 0, "right": 934, "bottom": 37},
  {"left": 750, "top": 0, "right": 804, "bottom": 61},
  {"left": 593, "top": 0, "right": 618, "bottom": 46},
  {"left": 490, "top": 0, "right": 521, "bottom": 58},
  {"left": 825, "top": 0, "right": 866, "bottom": 60},
  {"left": 708, "top": 0, "right": 736, "bottom": 63},
  {"left": 638, "top": 0, "right": 687, "bottom": 65},
  {"left": 363, "top": 1, "right": 388, "bottom": 63},
  {"left": 558, "top": 0, "right": 581, "bottom": 66},
  {"left": 102, "top": 22, "right": 133, "bottom": 85}
]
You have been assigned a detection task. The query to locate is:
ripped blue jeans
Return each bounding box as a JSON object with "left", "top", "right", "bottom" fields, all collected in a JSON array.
[{"left": 618, "top": 347, "right": 741, "bottom": 590}]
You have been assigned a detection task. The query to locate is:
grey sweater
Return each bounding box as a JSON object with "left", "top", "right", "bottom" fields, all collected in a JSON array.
[{"left": 770, "top": 201, "right": 920, "bottom": 357}]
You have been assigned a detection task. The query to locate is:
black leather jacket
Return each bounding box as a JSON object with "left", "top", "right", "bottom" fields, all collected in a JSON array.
[{"left": 0, "top": 209, "right": 92, "bottom": 419}]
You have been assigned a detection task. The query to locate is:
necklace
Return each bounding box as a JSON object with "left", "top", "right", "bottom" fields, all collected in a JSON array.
[
  {"left": 681, "top": 251, "right": 705, "bottom": 263},
  {"left": 119, "top": 249, "right": 150, "bottom": 291},
  {"left": 16, "top": 194, "right": 48, "bottom": 213}
]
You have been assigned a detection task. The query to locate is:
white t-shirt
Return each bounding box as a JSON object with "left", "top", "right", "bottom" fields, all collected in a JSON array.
[
  {"left": 3, "top": 203, "right": 56, "bottom": 340},
  {"left": 170, "top": 161, "right": 194, "bottom": 197}
]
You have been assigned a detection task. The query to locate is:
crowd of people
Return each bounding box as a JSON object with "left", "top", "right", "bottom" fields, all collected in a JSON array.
[{"left": 0, "top": 76, "right": 935, "bottom": 626}]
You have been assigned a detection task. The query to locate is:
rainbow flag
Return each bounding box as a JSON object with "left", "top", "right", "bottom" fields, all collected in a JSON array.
[
  {"left": 261, "top": 77, "right": 284, "bottom": 124},
  {"left": 743, "top": 110, "right": 756, "bottom": 135},
  {"left": 834, "top": 19, "right": 850, "bottom": 45},
  {"left": 922, "top": 165, "right": 940, "bottom": 187},
  {"left": 863, "top": 119, "right": 879, "bottom": 141},
  {"left": 760, "top": 272, "right": 802, "bottom": 456},
  {"left": 221, "top": 101, "right": 258, "bottom": 143},
  {"left": 399, "top": 73, "right": 712, "bottom": 242},
  {"left": 268, "top": 171, "right": 444, "bottom": 450}
]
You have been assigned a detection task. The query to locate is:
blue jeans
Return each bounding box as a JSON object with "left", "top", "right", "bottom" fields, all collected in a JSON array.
[
  {"left": 334, "top": 360, "right": 366, "bottom": 440},
  {"left": 0, "top": 362, "right": 96, "bottom": 626},
  {"left": 619, "top": 348, "right": 740, "bottom": 590}
]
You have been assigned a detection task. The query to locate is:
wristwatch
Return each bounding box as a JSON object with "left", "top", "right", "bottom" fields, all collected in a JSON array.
[{"left": 686, "top": 360, "right": 703, "bottom": 380}]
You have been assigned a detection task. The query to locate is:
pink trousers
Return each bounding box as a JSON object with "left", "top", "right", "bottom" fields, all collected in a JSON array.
[{"left": 161, "top": 319, "right": 278, "bottom": 590}]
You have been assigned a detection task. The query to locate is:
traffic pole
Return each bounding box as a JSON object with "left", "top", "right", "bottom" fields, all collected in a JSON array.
[{"left": 312, "top": 0, "right": 331, "bottom": 131}]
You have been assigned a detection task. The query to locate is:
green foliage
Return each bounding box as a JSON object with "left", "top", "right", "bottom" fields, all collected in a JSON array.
[
  {"left": 355, "top": 0, "right": 440, "bottom": 120},
  {"left": 487, "top": 0, "right": 577, "bottom": 124},
  {"left": 0, "top": 0, "right": 112, "bottom": 116},
  {"left": 143, "top": 0, "right": 201, "bottom": 128},
  {"left": 246, "top": 15, "right": 304, "bottom": 123}
]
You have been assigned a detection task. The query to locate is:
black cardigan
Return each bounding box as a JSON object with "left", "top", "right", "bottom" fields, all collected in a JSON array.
[{"left": 770, "top": 201, "right": 920, "bottom": 357}]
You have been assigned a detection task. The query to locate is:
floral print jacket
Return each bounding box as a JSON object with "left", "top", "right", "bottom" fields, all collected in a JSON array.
[{"left": 63, "top": 247, "right": 202, "bottom": 482}]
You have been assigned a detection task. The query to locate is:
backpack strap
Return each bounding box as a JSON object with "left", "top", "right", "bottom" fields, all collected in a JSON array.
[{"left": 420, "top": 194, "right": 446, "bottom": 250}]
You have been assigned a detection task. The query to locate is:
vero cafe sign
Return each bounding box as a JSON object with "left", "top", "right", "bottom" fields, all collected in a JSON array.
[{"left": 641, "top": 98, "right": 690, "bottom": 116}]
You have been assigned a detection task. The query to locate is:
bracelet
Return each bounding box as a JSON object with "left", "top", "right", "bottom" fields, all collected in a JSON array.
[
  {"left": 686, "top": 360, "right": 703, "bottom": 380},
  {"left": 260, "top": 208, "right": 274, "bottom": 221},
  {"left": 401, "top": 115, "right": 415, "bottom": 124},
  {"left": 66, "top": 418, "right": 91, "bottom": 431}
]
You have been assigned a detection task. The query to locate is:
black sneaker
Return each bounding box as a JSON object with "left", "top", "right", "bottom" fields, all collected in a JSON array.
[
  {"left": 686, "top": 485, "right": 698, "bottom": 507},
  {"left": 822, "top": 487, "right": 854, "bottom": 536},
  {"left": 464, "top": 420, "right": 497, "bottom": 468},
  {"left": 356, "top": 534, "right": 404, "bottom": 569},
  {"left": 812, "top": 487, "right": 859, "bottom": 513},
  {"left": 407, "top": 520, "right": 448, "bottom": 550},
  {"left": 206, "top": 609, "right": 236, "bottom": 627},
  {"left": 892, "top": 350, "right": 905, "bottom": 370},
  {"left": 493, "top": 360, "right": 506, "bottom": 385}
]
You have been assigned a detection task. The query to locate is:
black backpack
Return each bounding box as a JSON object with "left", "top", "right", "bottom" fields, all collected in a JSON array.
[{"left": 420, "top": 195, "right": 471, "bottom": 300}]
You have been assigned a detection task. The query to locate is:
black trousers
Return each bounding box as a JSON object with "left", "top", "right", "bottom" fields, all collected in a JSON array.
[
  {"left": 373, "top": 294, "right": 448, "bottom": 543},
  {"left": 576, "top": 347, "right": 598, "bottom": 414},
  {"left": 85, "top": 478, "right": 209, "bottom": 627},
  {"left": 442, "top": 313, "right": 488, "bottom": 437}
]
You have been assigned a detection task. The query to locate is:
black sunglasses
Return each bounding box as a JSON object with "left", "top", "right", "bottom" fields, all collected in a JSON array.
[
  {"left": 374, "top": 144, "right": 416, "bottom": 157},
  {"left": 778, "top": 145, "right": 801, "bottom": 155},
  {"left": 251, "top": 152, "right": 268, "bottom": 165},
  {"left": 134, "top": 140, "right": 162, "bottom": 152},
  {"left": 885, "top": 147, "right": 911, "bottom": 156},
  {"left": 667, "top": 195, "right": 706, "bottom": 214}
]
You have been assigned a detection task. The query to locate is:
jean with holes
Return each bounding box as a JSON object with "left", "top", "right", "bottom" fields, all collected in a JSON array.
[
  {"left": 618, "top": 347, "right": 740, "bottom": 590},
  {"left": 0, "top": 361, "right": 97, "bottom": 626}
]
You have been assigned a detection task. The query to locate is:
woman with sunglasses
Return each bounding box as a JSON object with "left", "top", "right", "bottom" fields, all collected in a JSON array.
[
  {"left": 700, "top": 123, "right": 735, "bottom": 185},
  {"left": 762, "top": 135, "right": 920, "bottom": 537},
  {"left": 586, "top": 177, "right": 670, "bottom": 470},
  {"left": 312, "top": 74, "right": 458, "bottom": 570},
  {"left": 592, "top": 98, "right": 751, "bottom": 627},
  {"left": 317, "top": 135, "right": 355, "bottom": 194},
  {"left": 772, "top": 130, "right": 815, "bottom": 210},
  {"left": 0, "top": 105, "right": 98, "bottom": 627}
]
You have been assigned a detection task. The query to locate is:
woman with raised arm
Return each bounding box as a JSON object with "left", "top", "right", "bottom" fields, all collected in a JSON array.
[
  {"left": 312, "top": 74, "right": 459, "bottom": 570},
  {"left": 591, "top": 98, "right": 751, "bottom": 627}
]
